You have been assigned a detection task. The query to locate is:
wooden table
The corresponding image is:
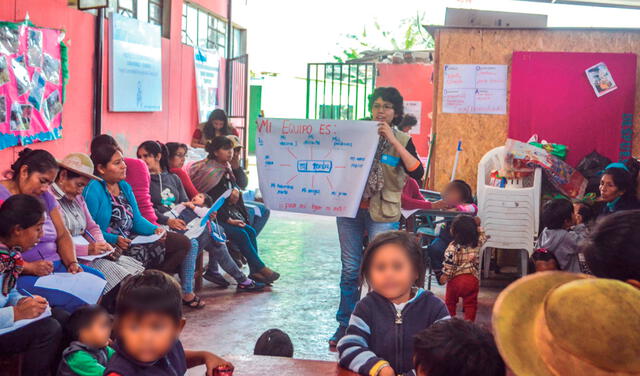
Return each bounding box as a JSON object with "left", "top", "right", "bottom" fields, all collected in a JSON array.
[{"left": 222, "top": 355, "right": 359, "bottom": 376}]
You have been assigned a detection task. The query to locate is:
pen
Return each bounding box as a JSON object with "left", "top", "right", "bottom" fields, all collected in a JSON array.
[
  {"left": 37, "top": 250, "right": 53, "bottom": 274},
  {"left": 84, "top": 230, "right": 96, "bottom": 243},
  {"left": 19, "top": 289, "right": 35, "bottom": 298}
]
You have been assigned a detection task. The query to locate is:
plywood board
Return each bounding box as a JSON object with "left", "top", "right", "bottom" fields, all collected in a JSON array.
[{"left": 430, "top": 28, "right": 640, "bottom": 192}]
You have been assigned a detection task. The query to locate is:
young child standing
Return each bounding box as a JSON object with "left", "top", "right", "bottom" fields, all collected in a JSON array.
[
  {"left": 425, "top": 180, "right": 477, "bottom": 283},
  {"left": 58, "top": 305, "right": 114, "bottom": 376},
  {"left": 338, "top": 231, "right": 449, "bottom": 376},
  {"left": 440, "top": 215, "right": 486, "bottom": 322},
  {"left": 538, "top": 198, "right": 586, "bottom": 273},
  {"left": 104, "top": 270, "right": 233, "bottom": 376}
]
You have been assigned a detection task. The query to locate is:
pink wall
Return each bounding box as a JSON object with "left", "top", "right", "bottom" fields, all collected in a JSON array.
[
  {"left": 376, "top": 63, "right": 434, "bottom": 159},
  {"left": 0, "top": 0, "right": 228, "bottom": 165}
]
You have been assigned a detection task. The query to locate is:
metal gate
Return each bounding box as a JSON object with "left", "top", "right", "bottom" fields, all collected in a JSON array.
[
  {"left": 306, "top": 63, "right": 376, "bottom": 120},
  {"left": 226, "top": 54, "right": 249, "bottom": 161}
]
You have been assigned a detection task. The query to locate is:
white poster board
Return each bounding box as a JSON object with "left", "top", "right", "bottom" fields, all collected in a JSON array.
[
  {"left": 256, "top": 118, "right": 379, "bottom": 217},
  {"left": 109, "top": 13, "right": 162, "bottom": 112},
  {"left": 194, "top": 48, "right": 220, "bottom": 122},
  {"left": 442, "top": 64, "right": 507, "bottom": 114},
  {"left": 403, "top": 101, "right": 422, "bottom": 135}
]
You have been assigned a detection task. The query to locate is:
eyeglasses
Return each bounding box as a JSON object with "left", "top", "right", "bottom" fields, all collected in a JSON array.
[{"left": 372, "top": 103, "right": 394, "bottom": 111}]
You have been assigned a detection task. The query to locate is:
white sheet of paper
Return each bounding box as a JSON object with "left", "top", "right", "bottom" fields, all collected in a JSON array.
[
  {"left": 0, "top": 307, "right": 51, "bottom": 336},
  {"left": 401, "top": 209, "right": 420, "bottom": 219},
  {"left": 77, "top": 250, "right": 114, "bottom": 262},
  {"left": 72, "top": 235, "right": 89, "bottom": 246},
  {"left": 403, "top": 101, "right": 422, "bottom": 135},
  {"left": 442, "top": 64, "right": 507, "bottom": 114},
  {"left": 131, "top": 231, "right": 164, "bottom": 245},
  {"left": 256, "top": 118, "right": 379, "bottom": 218},
  {"left": 35, "top": 272, "right": 106, "bottom": 304}
]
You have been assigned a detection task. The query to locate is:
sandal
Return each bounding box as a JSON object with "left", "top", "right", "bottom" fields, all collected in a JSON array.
[{"left": 182, "top": 295, "right": 205, "bottom": 309}]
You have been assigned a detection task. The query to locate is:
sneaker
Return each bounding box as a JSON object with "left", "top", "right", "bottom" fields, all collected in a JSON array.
[
  {"left": 203, "top": 272, "right": 231, "bottom": 288},
  {"left": 237, "top": 280, "right": 266, "bottom": 292},
  {"left": 329, "top": 326, "right": 347, "bottom": 348}
]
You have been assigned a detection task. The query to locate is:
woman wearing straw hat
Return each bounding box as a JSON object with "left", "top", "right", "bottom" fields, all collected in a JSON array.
[
  {"left": 492, "top": 271, "right": 640, "bottom": 375},
  {"left": 51, "top": 153, "right": 144, "bottom": 312}
]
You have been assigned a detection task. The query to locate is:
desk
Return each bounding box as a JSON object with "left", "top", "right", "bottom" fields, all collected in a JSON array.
[{"left": 224, "top": 355, "right": 359, "bottom": 376}]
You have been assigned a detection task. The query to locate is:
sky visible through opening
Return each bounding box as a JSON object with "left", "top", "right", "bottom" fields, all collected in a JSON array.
[{"left": 237, "top": 0, "right": 640, "bottom": 76}]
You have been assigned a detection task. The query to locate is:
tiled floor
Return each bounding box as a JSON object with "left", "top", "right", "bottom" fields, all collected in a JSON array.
[{"left": 181, "top": 210, "right": 509, "bottom": 375}]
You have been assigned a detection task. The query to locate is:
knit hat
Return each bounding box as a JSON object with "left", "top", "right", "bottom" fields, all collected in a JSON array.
[
  {"left": 492, "top": 271, "right": 640, "bottom": 376},
  {"left": 58, "top": 153, "right": 102, "bottom": 181}
]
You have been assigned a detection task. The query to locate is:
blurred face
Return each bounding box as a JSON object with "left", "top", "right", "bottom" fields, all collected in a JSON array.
[
  {"left": 137, "top": 147, "right": 161, "bottom": 173},
  {"left": 117, "top": 313, "right": 183, "bottom": 363},
  {"left": 98, "top": 151, "right": 127, "bottom": 183},
  {"left": 600, "top": 174, "right": 624, "bottom": 203},
  {"left": 58, "top": 171, "right": 90, "bottom": 200},
  {"left": 169, "top": 147, "right": 187, "bottom": 169},
  {"left": 79, "top": 313, "right": 112, "bottom": 349},
  {"left": 191, "top": 193, "right": 205, "bottom": 207},
  {"left": 371, "top": 97, "right": 395, "bottom": 125},
  {"left": 18, "top": 166, "right": 57, "bottom": 196},
  {"left": 213, "top": 119, "right": 225, "bottom": 130},
  {"left": 13, "top": 215, "right": 45, "bottom": 250},
  {"left": 368, "top": 243, "right": 417, "bottom": 301},
  {"left": 214, "top": 147, "right": 233, "bottom": 163},
  {"left": 535, "top": 259, "right": 558, "bottom": 272},
  {"left": 443, "top": 185, "right": 464, "bottom": 206},
  {"left": 229, "top": 189, "right": 240, "bottom": 205}
]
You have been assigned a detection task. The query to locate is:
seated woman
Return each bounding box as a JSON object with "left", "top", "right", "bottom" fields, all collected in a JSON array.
[
  {"left": 138, "top": 141, "right": 264, "bottom": 293},
  {"left": 189, "top": 137, "right": 279, "bottom": 284},
  {"left": 166, "top": 142, "right": 199, "bottom": 199},
  {"left": 52, "top": 152, "right": 144, "bottom": 311},
  {"left": 598, "top": 163, "right": 640, "bottom": 217},
  {"left": 0, "top": 149, "right": 106, "bottom": 313},
  {"left": 191, "top": 109, "right": 239, "bottom": 149},
  {"left": 83, "top": 143, "right": 189, "bottom": 280},
  {"left": 227, "top": 135, "right": 271, "bottom": 235},
  {"left": 0, "top": 195, "right": 65, "bottom": 376}
]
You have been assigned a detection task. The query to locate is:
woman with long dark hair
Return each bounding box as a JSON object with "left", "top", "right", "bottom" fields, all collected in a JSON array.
[
  {"left": 192, "top": 109, "right": 239, "bottom": 149},
  {"left": 598, "top": 163, "right": 640, "bottom": 216}
]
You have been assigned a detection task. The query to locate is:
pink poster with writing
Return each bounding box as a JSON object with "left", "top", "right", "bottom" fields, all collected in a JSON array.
[
  {"left": 508, "top": 51, "right": 636, "bottom": 166},
  {"left": 0, "top": 22, "right": 65, "bottom": 150}
]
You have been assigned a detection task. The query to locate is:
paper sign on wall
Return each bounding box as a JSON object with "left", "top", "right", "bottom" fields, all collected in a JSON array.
[
  {"left": 443, "top": 64, "right": 507, "bottom": 114},
  {"left": 194, "top": 48, "right": 220, "bottom": 122},
  {"left": 403, "top": 101, "right": 422, "bottom": 135},
  {"left": 256, "top": 118, "right": 379, "bottom": 218},
  {"left": 585, "top": 62, "right": 617, "bottom": 97}
]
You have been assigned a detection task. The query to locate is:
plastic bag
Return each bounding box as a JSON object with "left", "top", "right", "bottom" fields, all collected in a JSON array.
[
  {"left": 43, "top": 90, "right": 62, "bottom": 124},
  {"left": 27, "top": 29, "right": 43, "bottom": 68},
  {"left": 42, "top": 53, "right": 60, "bottom": 85},
  {"left": 10, "top": 102, "right": 32, "bottom": 131},
  {"left": 0, "top": 96, "right": 6, "bottom": 123},
  {"left": 0, "top": 56, "right": 9, "bottom": 86},
  {"left": 576, "top": 151, "right": 611, "bottom": 195},
  {"left": 28, "top": 71, "right": 45, "bottom": 110},
  {"left": 529, "top": 142, "right": 568, "bottom": 160},
  {"left": 0, "top": 26, "right": 20, "bottom": 55},
  {"left": 11, "top": 56, "right": 31, "bottom": 96},
  {"left": 505, "top": 139, "right": 587, "bottom": 198}
]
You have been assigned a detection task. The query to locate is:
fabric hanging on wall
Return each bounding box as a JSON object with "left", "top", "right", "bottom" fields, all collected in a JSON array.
[
  {"left": 0, "top": 20, "right": 67, "bottom": 150},
  {"left": 508, "top": 51, "right": 637, "bottom": 166}
]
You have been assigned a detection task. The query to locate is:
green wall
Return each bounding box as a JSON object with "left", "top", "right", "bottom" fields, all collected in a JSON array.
[{"left": 248, "top": 85, "right": 263, "bottom": 154}]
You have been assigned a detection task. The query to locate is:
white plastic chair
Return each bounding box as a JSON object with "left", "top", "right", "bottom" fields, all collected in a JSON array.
[{"left": 477, "top": 146, "right": 541, "bottom": 278}]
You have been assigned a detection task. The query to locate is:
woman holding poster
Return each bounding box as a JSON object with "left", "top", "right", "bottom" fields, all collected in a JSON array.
[{"left": 331, "top": 87, "right": 431, "bottom": 347}]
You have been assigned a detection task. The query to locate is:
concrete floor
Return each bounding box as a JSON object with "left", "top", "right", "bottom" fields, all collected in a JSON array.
[{"left": 181, "top": 210, "right": 506, "bottom": 374}]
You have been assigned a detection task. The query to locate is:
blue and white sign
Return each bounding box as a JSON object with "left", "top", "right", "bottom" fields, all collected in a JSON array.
[
  {"left": 194, "top": 48, "right": 220, "bottom": 122},
  {"left": 109, "top": 13, "right": 162, "bottom": 112}
]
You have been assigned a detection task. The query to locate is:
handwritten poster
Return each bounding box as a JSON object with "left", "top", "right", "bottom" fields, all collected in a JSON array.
[
  {"left": 256, "top": 118, "right": 379, "bottom": 217},
  {"left": 442, "top": 64, "right": 507, "bottom": 114},
  {"left": 403, "top": 101, "right": 422, "bottom": 135}
]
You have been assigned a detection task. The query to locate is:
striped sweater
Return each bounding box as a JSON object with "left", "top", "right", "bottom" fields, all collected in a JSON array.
[{"left": 338, "top": 289, "right": 450, "bottom": 376}]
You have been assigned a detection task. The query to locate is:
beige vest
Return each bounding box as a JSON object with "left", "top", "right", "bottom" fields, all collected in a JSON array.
[{"left": 369, "top": 130, "right": 411, "bottom": 223}]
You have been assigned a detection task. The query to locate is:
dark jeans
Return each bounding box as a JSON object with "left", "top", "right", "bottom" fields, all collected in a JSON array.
[
  {"left": 220, "top": 223, "right": 266, "bottom": 274},
  {"left": 426, "top": 237, "right": 448, "bottom": 271},
  {"left": 0, "top": 308, "right": 66, "bottom": 376}
]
